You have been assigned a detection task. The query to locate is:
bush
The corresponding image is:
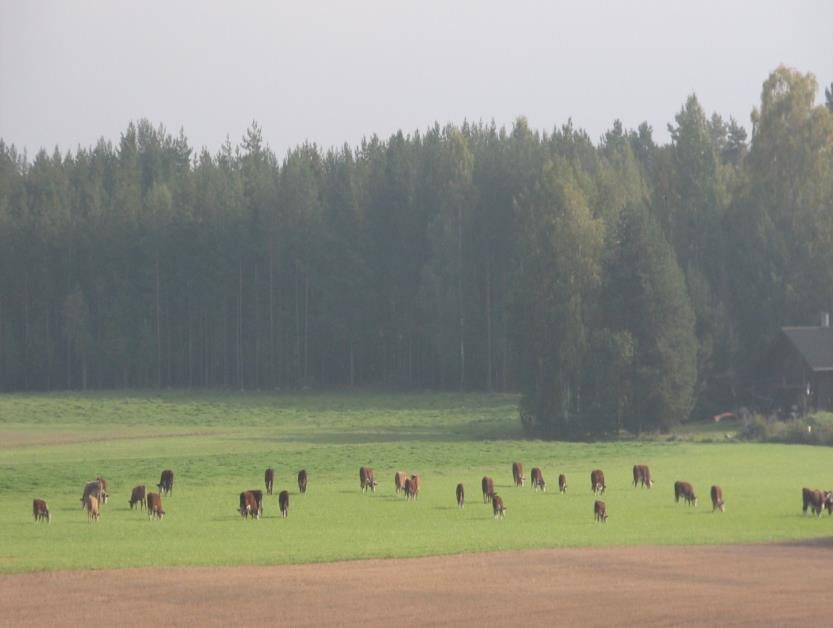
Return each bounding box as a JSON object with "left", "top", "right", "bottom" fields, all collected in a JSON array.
[{"left": 738, "top": 414, "right": 833, "bottom": 446}]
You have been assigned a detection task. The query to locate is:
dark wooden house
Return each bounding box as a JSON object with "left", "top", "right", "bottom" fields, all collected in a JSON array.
[{"left": 762, "top": 313, "right": 833, "bottom": 413}]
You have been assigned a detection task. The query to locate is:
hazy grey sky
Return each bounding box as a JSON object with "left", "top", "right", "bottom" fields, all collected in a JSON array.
[{"left": 2, "top": 1, "right": 832, "bottom": 158}]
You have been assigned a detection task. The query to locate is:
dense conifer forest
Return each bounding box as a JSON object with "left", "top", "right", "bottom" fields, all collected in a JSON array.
[{"left": 1, "top": 66, "right": 832, "bottom": 436}]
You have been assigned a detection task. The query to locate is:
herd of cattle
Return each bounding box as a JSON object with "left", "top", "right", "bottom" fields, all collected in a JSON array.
[{"left": 30, "top": 462, "right": 833, "bottom": 525}]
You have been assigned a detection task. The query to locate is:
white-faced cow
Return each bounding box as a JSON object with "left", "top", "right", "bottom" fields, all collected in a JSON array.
[
  {"left": 492, "top": 494, "right": 506, "bottom": 518},
  {"left": 157, "top": 469, "right": 174, "bottom": 496},
  {"left": 147, "top": 492, "right": 165, "bottom": 520},
  {"left": 80, "top": 479, "right": 108, "bottom": 509},
  {"left": 239, "top": 491, "right": 260, "bottom": 520},
  {"left": 359, "top": 467, "right": 377, "bottom": 493},
  {"left": 86, "top": 494, "right": 100, "bottom": 522},
  {"left": 802, "top": 487, "right": 827, "bottom": 517},
  {"left": 591, "top": 469, "right": 606, "bottom": 495},
  {"left": 674, "top": 481, "right": 697, "bottom": 507},
  {"left": 531, "top": 467, "right": 546, "bottom": 491},
  {"left": 394, "top": 471, "right": 408, "bottom": 496},
  {"left": 633, "top": 464, "right": 654, "bottom": 488}
]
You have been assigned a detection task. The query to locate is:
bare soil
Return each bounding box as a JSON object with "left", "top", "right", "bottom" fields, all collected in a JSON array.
[{"left": 2, "top": 542, "right": 831, "bottom": 627}]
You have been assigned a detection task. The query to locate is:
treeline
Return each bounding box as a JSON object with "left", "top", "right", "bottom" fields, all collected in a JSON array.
[{"left": 1, "top": 66, "right": 832, "bottom": 437}]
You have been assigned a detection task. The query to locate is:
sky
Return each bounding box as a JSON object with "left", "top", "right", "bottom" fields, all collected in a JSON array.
[{"left": 1, "top": 1, "right": 832, "bottom": 159}]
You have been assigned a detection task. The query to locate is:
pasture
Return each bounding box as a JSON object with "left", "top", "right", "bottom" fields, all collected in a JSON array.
[{"left": 0, "top": 390, "right": 831, "bottom": 573}]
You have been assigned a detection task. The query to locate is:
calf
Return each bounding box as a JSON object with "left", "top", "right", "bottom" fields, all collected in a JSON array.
[
  {"left": 239, "top": 491, "right": 259, "bottom": 520},
  {"left": 157, "top": 469, "right": 174, "bottom": 496},
  {"left": 802, "top": 487, "right": 826, "bottom": 517},
  {"left": 87, "top": 494, "right": 100, "bottom": 522},
  {"left": 279, "top": 490, "right": 289, "bottom": 518},
  {"left": 81, "top": 479, "right": 108, "bottom": 508},
  {"left": 359, "top": 467, "right": 377, "bottom": 493},
  {"left": 32, "top": 498, "right": 51, "bottom": 523},
  {"left": 710, "top": 485, "right": 725, "bottom": 512},
  {"left": 456, "top": 483, "right": 465, "bottom": 509},
  {"left": 531, "top": 467, "right": 546, "bottom": 491},
  {"left": 591, "top": 469, "right": 606, "bottom": 495},
  {"left": 512, "top": 462, "right": 525, "bottom": 487},
  {"left": 482, "top": 476, "right": 495, "bottom": 503},
  {"left": 129, "top": 485, "right": 147, "bottom": 511},
  {"left": 265, "top": 468, "right": 275, "bottom": 495},
  {"left": 558, "top": 473, "right": 567, "bottom": 494},
  {"left": 394, "top": 471, "right": 408, "bottom": 496},
  {"left": 298, "top": 469, "right": 308, "bottom": 495},
  {"left": 633, "top": 464, "right": 654, "bottom": 488},
  {"left": 492, "top": 494, "right": 506, "bottom": 518},
  {"left": 674, "top": 481, "right": 697, "bottom": 507},
  {"left": 594, "top": 500, "right": 608, "bottom": 523},
  {"left": 147, "top": 492, "right": 165, "bottom": 520}
]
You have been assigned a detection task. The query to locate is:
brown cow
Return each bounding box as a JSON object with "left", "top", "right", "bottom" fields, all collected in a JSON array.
[
  {"left": 802, "top": 487, "right": 826, "bottom": 517},
  {"left": 531, "top": 467, "right": 546, "bottom": 491},
  {"left": 359, "top": 467, "right": 377, "bottom": 493},
  {"left": 456, "top": 483, "right": 465, "bottom": 509},
  {"left": 674, "top": 481, "right": 697, "bottom": 507},
  {"left": 157, "top": 469, "right": 174, "bottom": 496},
  {"left": 492, "top": 494, "right": 506, "bottom": 518},
  {"left": 32, "top": 498, "right": 51, "bottom": 523},
  {"left": 633, "top": 464, "right": 654, "bottom": 488},
  {"left": 403, "top": 477, "right": 412, "bottom": 500},
  {"left": 594, "top": 500, "right": 608, "bottom": 523},
  {"left": 826, "top": 491, "right": 833, "bottom": 515},
  {"left": 129, "top": 485, "right": 146, "bottom": 511},
  {"left": 482, "top": 476, "right": 495, "bottom": 503},
  {"left": 80, "top": 479, "right": 108, "bottom": 508},
  {"left": 147, "top": 492, "right": 165, "bottom": 520},
  {"left": 512, "top": 462, "right": 525, "bottom": 487},
  {"left": 710, "top": 485, "right": 725, "bottom": 512},
  {"left": 394, "top": 471, "right": 408, "bottom": 496},
  {"left": 86, "top": 494, "right": 100, "bottom": 522},
  {"left": 407, "top": 475, "right": 421, "bottom": 500},
  {"left": 247, "top": 489, "right": 264, "bottom": 517},
  {"left": 298, "top": 469, "right": 308, "bottom": 495},
  {"left": 279, "top": 490, "right": 289, "bottom": 518},
  {"left": 239, "top": 491, "right": 259, "bottom": 520},
  {"left": 591, "top": 469, "right": 606, "bottom": 495},
  {"left": 558, "top": 473, "right": 567, "bottom": 494},
  {"left": 265, "top": 468, "right": 275, "bottom": 495}
]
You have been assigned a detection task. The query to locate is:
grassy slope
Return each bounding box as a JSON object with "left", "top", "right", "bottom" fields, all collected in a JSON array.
[{"left": 0, "top": 390, "right": 831, "bottom": 573}]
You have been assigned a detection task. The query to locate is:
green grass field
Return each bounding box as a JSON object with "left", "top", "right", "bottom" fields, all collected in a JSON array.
[{"left": 0, "top": 390, "right": 831, "bottom": 573}]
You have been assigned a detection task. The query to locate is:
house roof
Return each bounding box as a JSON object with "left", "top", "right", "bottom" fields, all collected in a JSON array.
[{"left": 781, "top": 326, "right": 833, "bottom": 372}]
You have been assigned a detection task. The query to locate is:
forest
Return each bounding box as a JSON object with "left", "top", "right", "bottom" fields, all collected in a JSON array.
[{"left": 1, "top": 66, "right": 832, "bottom": 437}]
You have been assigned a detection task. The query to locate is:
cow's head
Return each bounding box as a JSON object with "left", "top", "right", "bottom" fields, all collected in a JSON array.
[
  {"left": 101, "top": 491, "right": 110, "bottom": 505},
  {"left": 824, "top": 491, "right": 833, "bottom": 514}
]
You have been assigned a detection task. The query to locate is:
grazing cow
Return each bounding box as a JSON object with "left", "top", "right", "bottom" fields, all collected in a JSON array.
[
  {"left": 359, "top": 467, "right": 377, "bottom": 493},
  {"left": 594, "top": 500, "right": 608, "bottom": 523},
  {"left": 146, "top": 492, "right": 165, "bottom": 520},
  {"left": 80, "top": 479, "right": 108, "bottom": 508},
  {"left": 802, "top": 487, "right": 826, "bottom": 517},
  {"left": 512, "top": 462, "right": 525, "bottom": 487},
  {"left": 279, "top": 490, "right": 289, "bottom": 518},
  {"left": 32, "top": 498, "right": 51, "bottom": 523},
  {"left": 298, "top": 469, "right": 308, "bottom": 495},
  {"left": 129, "top": 485, "right": 147, "bottom": 511},
  {"left": 633, "top": 465, "right": 654, "bottom": 488},
  {"left": 492, "top": 494, "right": 506, "bottom": 518},
  {"left": 394, "top": 471, "right": 408, "bottom": 496},
  {"left": 265, "top": 468, "right": 275, "bottom": 495},
  {"left": 406, "top": 475, "right": 420, "bottom": 500},
  {"left": 239, "top": 491, "right": 260, "bottom": 520},
  {"left": 403, "top": 477, "right": 412, "bottom": 500},
  {"left": 246, "top": 489, "right": 264, "bottom": 517},
  {"left": 531, "top": 467, "right": 546, "bottom": 491},
  {"left": 710, "top": 485, "right": 725, "bottom": 512},
  {"left": 826, "top": 491, "right": 833, "bottom": 515},
  {"left": 674, "top": 481, "right": 697, "bottom": 507},
  {"left": 86, "top": 494, "right": 100, "bottom": 522},
  {"left": 157, "top": 469, "right": 174, "bottom": 496},
  {"left": 558, "top": 473, "right": 567, "bottom": 494},
  {"left": 591, "top": 469, "right": 606, "bottom": 495},
  {"left": 482, "top": 476, "right": 495, "bottom": 503},
  {"left": 456, "top": 483, "right": 465, "bottom": 509}
]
